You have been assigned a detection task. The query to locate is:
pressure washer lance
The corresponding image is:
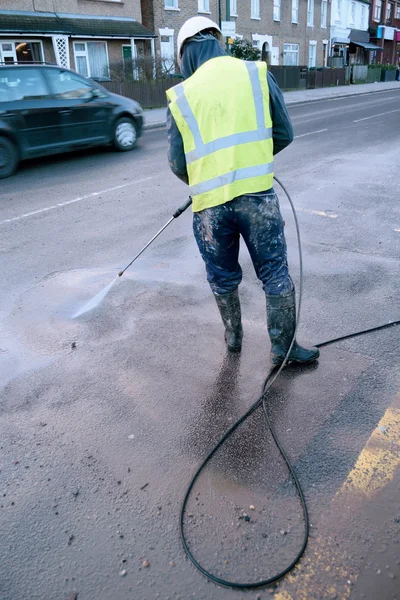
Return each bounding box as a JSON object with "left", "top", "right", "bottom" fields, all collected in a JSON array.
[
  {"left": 117, "top": 196, "right": 193, "bottom": 277},
  {"left": 72, "top": 197, "right": 193, "bottom": 319}
]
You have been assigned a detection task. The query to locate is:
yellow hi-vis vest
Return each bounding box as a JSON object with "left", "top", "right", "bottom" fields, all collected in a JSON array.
[{"left": 166, "top": 56, "right": 274, "bottom": 212}]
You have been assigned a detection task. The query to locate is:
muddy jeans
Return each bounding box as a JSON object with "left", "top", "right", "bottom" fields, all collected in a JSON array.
[{"left": 192, "top": 192, "right": 294, "bottom": 296}]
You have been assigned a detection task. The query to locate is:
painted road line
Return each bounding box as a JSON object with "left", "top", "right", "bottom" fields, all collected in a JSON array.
[
  {"left": 353, "top": 108, "right": 400, "bottom": 122},
  {"left": 274, "top": 402, "right": 400, "bottom": 600},
  {"left": 299, "top": 208, "right": 338, "bottom": 219},
  {"left": 340, "top": 405, "right": 400, "bottom": 496},
  {"left": 0, "top": 177, "right": 154, "bottom": 227},
  {"left": 282, "top": 205, "right": 338, "bottom": 219},
  {"left": 294, "top": 128, "right": 328, "bottom": 139}
]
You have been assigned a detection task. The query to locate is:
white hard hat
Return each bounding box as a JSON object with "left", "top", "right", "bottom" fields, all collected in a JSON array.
[{"left": 177, "top": 16, "right": 223, "bottom": 65}]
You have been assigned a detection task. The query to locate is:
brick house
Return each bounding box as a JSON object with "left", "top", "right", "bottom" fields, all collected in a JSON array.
[
  {"left": 368, "top": 0, "right": 400, "bottom": 64},
  {"left": 0, "top": 0, "right": 156, "bottom": 80},
  {"left": 141, "top": 0, "right": 332, "bottom": 68}
]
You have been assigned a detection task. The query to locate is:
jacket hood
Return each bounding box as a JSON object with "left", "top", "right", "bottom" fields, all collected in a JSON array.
[{"left": 180, "top": 35, "right": 226, "bottom": 79}]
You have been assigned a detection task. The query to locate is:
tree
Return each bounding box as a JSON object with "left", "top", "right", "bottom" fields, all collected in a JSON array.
[{"left": 230, "top": 39, "right": 261, "bottom": 61}]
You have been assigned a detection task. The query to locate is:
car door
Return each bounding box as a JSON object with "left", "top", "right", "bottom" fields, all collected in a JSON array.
[
  {"left": 0, "top": 67, "right": 64, "bottom": 157},
  {"left": 43, "top": 68, "right": 114, "bottom": 146}
]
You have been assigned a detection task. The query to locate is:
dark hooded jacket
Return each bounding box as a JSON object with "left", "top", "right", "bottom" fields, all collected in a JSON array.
[{"left": 167, "top": 37, "right": 294, "bottom": 185}]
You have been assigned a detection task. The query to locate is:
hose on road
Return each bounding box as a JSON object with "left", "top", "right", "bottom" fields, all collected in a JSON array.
[{"left": 179, "top": 176, "right": 400, "bottom": 589}]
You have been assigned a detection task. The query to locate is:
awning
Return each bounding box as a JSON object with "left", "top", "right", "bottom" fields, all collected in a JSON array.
[
  {"left": 332, "top": 37, "right": 350, "bottom": 45},
  {"left": 350, "top": 41, "right": 384, "bottom": 51},
  {"left": 0, "top": 10, "right": 156, "bottom": 38},
  {"left": 349, "top": 29, "right": 369, "bottom": 43}
]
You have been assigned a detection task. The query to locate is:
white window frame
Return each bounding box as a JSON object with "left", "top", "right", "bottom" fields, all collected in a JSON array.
[
  {"left": 386, "top": 2, "right": 392, "bottom": 20},
  {"left": 73, "top": 41, "right": 110, "bottom": 80},
  {"left": 251, "top": 0, "right": 261, "bottom": 20},
  {"left": 321, "top": 0, "right": 328, "bottom": 28},
  {"left": 396, "top": 3, "right": 400, "bottom": 19},
  {"left": 350, "top": 1, "right": 356, "bottom": 25},
  {"left": 164, "top": 0, "right": 179, "bottom": 11},
  {"left": 373, "top": 0, "right": 382, "bottom": 22},
  {"left": 308, "top": 40, "right": 317, "bottom": 67},
  {"left": 230, "top": 0, "right": 238, "bottom": 17},
  {"left": 273, "top": 0, "right": 281, "bottom": 21},
  {"left": 283, "top": 43, "right": 299, "bottom": 66},
  {"left": 0, "top": 39, "right": 44, "bottom": 64},
  {"left": 336, "top": 0, "right": 343, "bottom": 22},
  {"left": 361, "top": 4, "right": 366, "bottom": 27},
  {"left": 292, "top": 0, "right": 299, "bottom": 23},
  {"left": 198, "top": 0, "right": 210, "bottom": 14},
  {"left": 307, "top": 0, "right": 314, "bottom": 26}
]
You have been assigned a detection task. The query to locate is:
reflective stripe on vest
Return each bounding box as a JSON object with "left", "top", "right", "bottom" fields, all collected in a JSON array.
[
  {"left": 174, "top": 62, "right": 272, "bottom": 165},
  {"left": 166, "top": 57, "right": 274, "bottom": 212},
  {"left": 190, "top": 162, "right": 274, "bottom": 196}
]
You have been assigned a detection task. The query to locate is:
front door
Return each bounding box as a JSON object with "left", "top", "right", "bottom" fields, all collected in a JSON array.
[
  {"left": 44, "top": 68, "right": 112, "bottom": 145},
  {"left": 160, "top": 34, "right": 175, "bottom": 75}
]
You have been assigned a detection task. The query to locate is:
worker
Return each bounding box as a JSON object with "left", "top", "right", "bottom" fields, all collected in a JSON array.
[{"left": 166, "top": 16, "right": 319, "bottom": 366}]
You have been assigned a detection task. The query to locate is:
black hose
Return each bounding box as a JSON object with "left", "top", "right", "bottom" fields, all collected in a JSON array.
[{"left": 179, "top": 179, "right": 400, "bottom": 589}]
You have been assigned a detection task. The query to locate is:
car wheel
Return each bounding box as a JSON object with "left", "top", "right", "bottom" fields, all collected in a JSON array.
[
  {"left": 113, "top": 117, "right": 137, "bottom": 152},
  {"left": 0, "top": 136, "right": 18, "bottom": 179}
]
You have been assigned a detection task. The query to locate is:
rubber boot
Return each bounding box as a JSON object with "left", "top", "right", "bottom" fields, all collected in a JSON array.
[
  {"left": 266, "top": 291, "right": 319, "bottom": 366},
  {"left": 214, "top": 289, "right": 243, "bottom": 353}
]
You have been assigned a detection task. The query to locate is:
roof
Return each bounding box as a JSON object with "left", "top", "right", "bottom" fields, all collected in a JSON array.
[
  {"left": 349, "top": 29, "right": 370, "bottom": 43},
  {"left": 0, "top": 10, "right": 156, "bottom": 39},
  {"left": 351, "top": 41, "right": 384, "bottom": 50}
]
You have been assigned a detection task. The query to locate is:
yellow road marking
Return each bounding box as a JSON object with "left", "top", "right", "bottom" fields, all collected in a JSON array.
[
  {"left": 298, "top": 208, "right": 338, "bottom": 219},
  {"left": 340, "top": 406, "right": 400, "bottom": 496},
  {"left": 273, "top": 402, "right": 400, "bottom": 599}
]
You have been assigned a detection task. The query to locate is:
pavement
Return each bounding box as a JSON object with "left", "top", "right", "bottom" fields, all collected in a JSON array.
[
  {"left": 143, "top": 79, "right": 400, "bottom": 129},
  {"left": 1, "top": 88, "right": 400, "bottom": 600}
]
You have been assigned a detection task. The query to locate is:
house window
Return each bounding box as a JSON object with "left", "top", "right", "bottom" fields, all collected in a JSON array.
[
  {"left": 396, "top": 3, "right": 400, "bottom": 19},
  {"left": 198, "top": 0, "right": 210, "bottom": 13},
  {"left": 386, "top": 2, "right": 392, "bottom": 20},
  {"left": 350, "top": 2, "right": 356, "bottom": 24},
  {"left": 373, "top": 0, "right": 382, "bottom": 21},
  {"left": 307, "top": 0, "right": 314, "bottom": 26},
  {"left": 165, "top": 0, "right": 179, "bottom": 9},
  {"left": 337, "top": 0, "right": 343, "bottom": 21},
  {"left": 321, "top": 0, "right": 327, "bottom": 27},
  {"left": 308, "top": 41, "right": 317, "bottom": 67},
  {"left": 283, "top": 43, "right": 299, "bottom": 65},
  {"left": 0, "top": 41, "right": 43, "bottom": 64},
  {"left": 361, "top": 4, "right": 366, "bottom": 27},
  {"left": 292, "top": 0, "right": 299, "bottom": 23},
  {"left": 251, "top": 0, "right": 260, "bottom": 19},
  {"left": 273, "top": 0, "right": 281, "bottom": 21},
  {"left": 230, "top": 0, "right": 238, "bottom": 16},
  {"left": 73, "top": 41, "right": 109, "bottom": 80}
]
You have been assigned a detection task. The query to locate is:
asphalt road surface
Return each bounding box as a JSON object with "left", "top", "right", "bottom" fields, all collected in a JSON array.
[{"left": 1, "top": 89, "right": 400, "bottom": 600}]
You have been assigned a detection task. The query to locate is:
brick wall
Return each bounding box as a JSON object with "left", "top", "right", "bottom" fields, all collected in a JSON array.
[
  {"left": 143, "top": 0, "right": 331, "bottom": 66},
  {"left": 6, "top": 0, "right": 142, "bottom": 21},
  {"left": 144, "top": 0, "right": 220, "bottom": 60},
  {"left": 227, "top": 0, "right": 330, "bottom": 66}
]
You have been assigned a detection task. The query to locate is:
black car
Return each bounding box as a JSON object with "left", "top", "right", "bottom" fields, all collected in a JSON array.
[{"left": 0, "top": 64, "right": 144, "bottom": 178}]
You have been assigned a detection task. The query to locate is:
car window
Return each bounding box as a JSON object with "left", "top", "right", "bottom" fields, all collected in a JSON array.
[
  {"left": 0, "top": 68, "right": 49, "bottom": 103},
  {"left": 46, "top": 69, "right": 94, "bottom": 100}
]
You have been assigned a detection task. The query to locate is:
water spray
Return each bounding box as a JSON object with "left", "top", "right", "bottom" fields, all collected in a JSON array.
[{"left": 72, "top": 197, "right": 192, "bottom": 319}]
